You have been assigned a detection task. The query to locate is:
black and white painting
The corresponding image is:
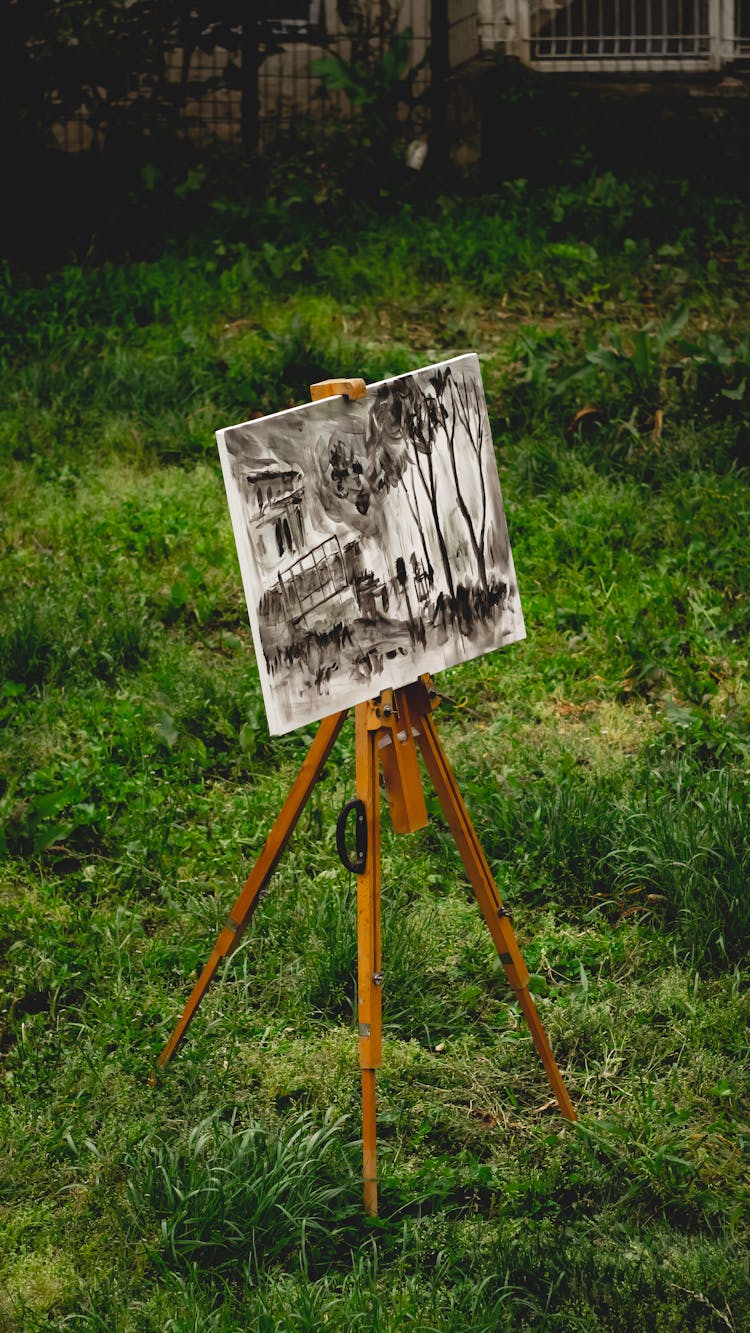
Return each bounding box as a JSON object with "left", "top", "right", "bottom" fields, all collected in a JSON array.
[{"left": 217, "top": 353, "right": 525, "bottom": 735}]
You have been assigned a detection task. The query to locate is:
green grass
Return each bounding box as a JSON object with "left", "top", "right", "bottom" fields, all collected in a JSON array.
[{"left": 1, "top": 171, "right": 749, "bottom": 1331}]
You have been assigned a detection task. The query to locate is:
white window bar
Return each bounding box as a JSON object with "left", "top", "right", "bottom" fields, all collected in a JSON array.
[{"left": 512, "top": 0, "right": 721, "bottom": 68}]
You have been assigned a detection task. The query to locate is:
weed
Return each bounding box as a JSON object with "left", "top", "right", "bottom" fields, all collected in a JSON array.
[
  {"left": 127, "top": 1109, "right": 359, "bottom": 1274},
  {"left": 606, "top": 764, "right": 750, "bottom": 966}
]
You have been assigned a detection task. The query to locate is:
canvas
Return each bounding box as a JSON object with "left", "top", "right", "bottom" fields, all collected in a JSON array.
[{"left": 217, "top": 353, "right": 525, "bottom": 735}]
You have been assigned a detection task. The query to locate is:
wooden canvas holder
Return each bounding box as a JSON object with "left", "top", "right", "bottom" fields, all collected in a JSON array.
[{"left": 156, "top": 380, "right": 576, "bottom": 1217}]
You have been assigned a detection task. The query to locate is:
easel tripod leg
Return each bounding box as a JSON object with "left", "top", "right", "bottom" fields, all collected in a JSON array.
[
  {"left": 354, "top": 703, "right": 383, "bottom": 1215},
  {"left": 415, "top": 709, "right": 576, "bottom": 1122},
  {"left": 361, "top": 1069, "right": 378, "bottom": 1217},
  {"left": 157, "top": 709, "right": 348, "bottom": 1069}
]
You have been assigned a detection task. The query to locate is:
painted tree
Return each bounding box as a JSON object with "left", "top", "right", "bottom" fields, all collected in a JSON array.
[
  {"left": 364, "top": 364, "right": 495, "bottom": 602},
  {"left": 442, "top": 368, "right": 490, "bottom": 593},
  {"left": 367, "top": 375, "right": 455, "bottom": 597}
]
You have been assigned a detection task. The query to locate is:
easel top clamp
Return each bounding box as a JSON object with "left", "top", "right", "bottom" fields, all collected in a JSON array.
[{"left": 156, "top": 377, "right": 576, "bottom": 1219}]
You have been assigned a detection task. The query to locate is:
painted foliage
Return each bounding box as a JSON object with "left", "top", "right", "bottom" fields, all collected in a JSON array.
[{"left": 217, "top": 354, "right": 525, "bottom": 734}]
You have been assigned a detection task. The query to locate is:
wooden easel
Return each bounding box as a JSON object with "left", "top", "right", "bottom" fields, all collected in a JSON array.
[{"left": 156, "top": 381, "right": 576, "bottom": 1217}]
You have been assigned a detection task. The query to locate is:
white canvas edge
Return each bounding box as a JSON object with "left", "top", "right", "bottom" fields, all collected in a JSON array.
[
  {"left": 216, "top": 430, "right": 287, "bottom": 734},
  {"left": 220, "top": 351, "right": 479, "bottom": 439}
]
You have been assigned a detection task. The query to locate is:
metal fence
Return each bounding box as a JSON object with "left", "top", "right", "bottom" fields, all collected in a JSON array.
[
  {"left": 56, "top": 1, "right": 481, "bottom": 154},
  {"left": 193, "top": 0, "right": 479, "bottom": 146},
  {"left": 52, "top": 0, "right": 750, "bottom": 154}
]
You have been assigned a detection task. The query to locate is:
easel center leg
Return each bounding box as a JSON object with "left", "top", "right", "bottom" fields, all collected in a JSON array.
[{"left": 355, "top": 702, "right": 384, "bottom": 1214}]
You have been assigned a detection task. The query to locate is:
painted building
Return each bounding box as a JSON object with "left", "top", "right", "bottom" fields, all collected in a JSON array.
[{"left": 236, "top": 458, "right": 307, "bottom": 570}]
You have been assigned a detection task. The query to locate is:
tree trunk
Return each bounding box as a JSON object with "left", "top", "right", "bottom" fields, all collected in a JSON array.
[{"left": 430, "top": 0, "right": 449, "bottom": 161}]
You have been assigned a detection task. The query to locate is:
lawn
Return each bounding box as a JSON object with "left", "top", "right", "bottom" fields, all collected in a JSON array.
[{"left": 1, "top": 170, "right": 749, "bottom": 1330}]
